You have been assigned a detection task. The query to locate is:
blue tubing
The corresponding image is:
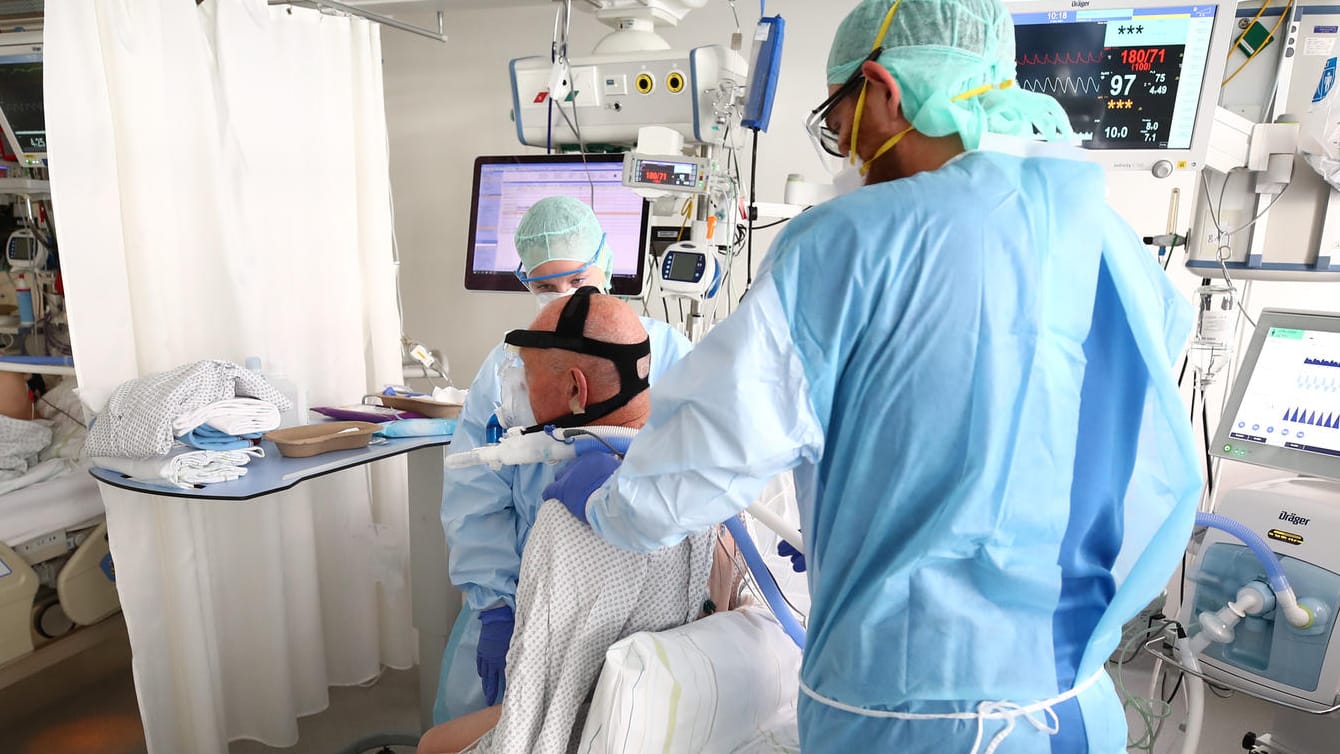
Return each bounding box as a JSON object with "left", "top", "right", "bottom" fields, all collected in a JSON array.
[
  {"left": 723, "top": 515, "right": 806, "bottom": 649},
  {"left": 1196, "top": 512, "right": 1290, "bottom": 593},
  {"left": 571, "top": 434, "right": 633, "bottom": 456}
]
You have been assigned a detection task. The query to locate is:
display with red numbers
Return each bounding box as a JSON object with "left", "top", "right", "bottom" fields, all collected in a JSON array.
[
  {"left": 635, "top": 160, "right": 697, "bottom": 188},
  {"left": 1120, "top": 47, "right": 1168, "bottom": 70},
  {"left": 1095, "top": 43, "right": 1184, "bottom": 149}
]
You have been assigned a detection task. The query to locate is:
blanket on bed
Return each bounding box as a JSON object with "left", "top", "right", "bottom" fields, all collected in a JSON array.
[{"left": 0, "top": 415, "right": 51, "bottom": 481}]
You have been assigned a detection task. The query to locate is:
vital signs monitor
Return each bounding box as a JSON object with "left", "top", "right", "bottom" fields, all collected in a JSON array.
[{"left": 1005, "top": 1, "right": 1237, "bottom": 174}]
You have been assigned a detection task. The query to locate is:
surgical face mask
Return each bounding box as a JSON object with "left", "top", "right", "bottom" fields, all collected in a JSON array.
[
  {"left": 832, "top": 161, "right": 867, "bottom": 196},
  {"left": 495, "top": 347, "right": 536, "bottom": 430},
  {"left": 535, "top": 288, "right": 577, "bottom": 308}
]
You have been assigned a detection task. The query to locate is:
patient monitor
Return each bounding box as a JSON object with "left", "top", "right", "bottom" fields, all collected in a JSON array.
[
  {"left": 0, "top": 32, "right": 44, "bottom": 169},
  {"left": 1005, "top": 1, "right": 1238, "bottom": 176}
]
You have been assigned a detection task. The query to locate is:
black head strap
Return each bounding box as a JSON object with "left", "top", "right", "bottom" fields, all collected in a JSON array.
[{"left": 504, "top": 286, "right": 650, "bottom": 429}]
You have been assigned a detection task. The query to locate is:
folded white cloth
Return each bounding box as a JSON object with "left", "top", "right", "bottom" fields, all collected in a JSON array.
[
  {"left": 93, "top": 447, "right": 265, "bottom": 490},
  {"left": 84, "top": 360, "right": 290, "bottom": 458},
  {"left": 472, "top": 501, "right": 714, "bottom": 754},
  {"left": 171, "top": 398, "right": 282, "bottom": 437}
]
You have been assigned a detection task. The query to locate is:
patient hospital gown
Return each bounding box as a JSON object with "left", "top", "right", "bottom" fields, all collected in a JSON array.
[
  {"left": 471, "top": 500, "right": 714, "bottom": 753},
  {"left": 436, "top": 317, "right": 691, "bottom": 722}
]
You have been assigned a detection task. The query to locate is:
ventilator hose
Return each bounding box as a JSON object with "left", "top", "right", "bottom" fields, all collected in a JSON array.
[
  {"left": 1195, "top": 513, "right": 1288, "bottom": 593},
  {"left": 723, "top": 515, "right": 806, "bottom": 649}
]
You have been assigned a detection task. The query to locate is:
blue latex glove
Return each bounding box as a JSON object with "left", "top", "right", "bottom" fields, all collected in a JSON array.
[
  {"left": 542, "top": 451, "right": 623, "bottom": 524},
  {"left": 476, "top": 605, "right": 515, "bottom": 705},
  {"left": 778, "top": 540, "right": 807, "bottom": 573}
]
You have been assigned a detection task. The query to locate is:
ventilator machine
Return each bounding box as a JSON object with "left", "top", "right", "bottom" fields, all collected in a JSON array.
[{"left": 1152, "top": 310, "right": 1340, "bottom": 754}]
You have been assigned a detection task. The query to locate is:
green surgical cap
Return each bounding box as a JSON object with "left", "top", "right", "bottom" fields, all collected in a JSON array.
[
  {"left": 826, "top": 0, "right": 1073, "bottom": 149},
  {"left": 514, "top": 195, "right": 610, "bottom": 283}
]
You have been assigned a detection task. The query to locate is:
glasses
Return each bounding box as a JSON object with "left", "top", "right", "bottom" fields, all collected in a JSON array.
[{"left": 804, "top": 48, "right": 883, "bottom": 159}]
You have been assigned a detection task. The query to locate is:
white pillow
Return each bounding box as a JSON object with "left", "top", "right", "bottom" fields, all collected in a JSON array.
[{"left": 579, "top": 606, "right": 802, "bottom": 754}]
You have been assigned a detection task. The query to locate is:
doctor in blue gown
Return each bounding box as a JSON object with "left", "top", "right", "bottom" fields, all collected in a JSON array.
[
  {"left": 433, "top": 196, "right": 691, "bottom": 722},
  {"left": 544, "top": 1, "right": 1203, "bottom": 751}
]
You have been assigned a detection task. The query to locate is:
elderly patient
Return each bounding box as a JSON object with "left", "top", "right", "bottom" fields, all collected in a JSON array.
[{"left": 419, "top": 289, "right": 742, "bottom": 754}]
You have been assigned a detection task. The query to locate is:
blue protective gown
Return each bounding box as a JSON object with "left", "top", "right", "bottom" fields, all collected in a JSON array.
[
  {"left": 585, "top": 151, "right": 1202, "bottom": 753},
  {"left": 433, "top": 316, "right": 691, "bottom": 722}
]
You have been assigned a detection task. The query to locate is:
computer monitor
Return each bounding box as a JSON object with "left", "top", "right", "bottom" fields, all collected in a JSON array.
[
  {"left": 1005, "top": 1, "right": 1236, "bottom": 173},
  {"left": 464, "top": 154, "right": 649, "bottom": 297},
  {"left": 1213, "top": 309, "right": 1340, "bottom": 482},
  {"left": 0, "top": 32, "right": 44, "bottom": 168}
]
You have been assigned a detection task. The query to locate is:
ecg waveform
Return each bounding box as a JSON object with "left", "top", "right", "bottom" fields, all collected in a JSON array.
[
  {"left": 1017, "top": 76, "right": 1102, "bottom": 95},
  {"left": 1018, "top": 51, "right": 1104, "bottom": 66}
]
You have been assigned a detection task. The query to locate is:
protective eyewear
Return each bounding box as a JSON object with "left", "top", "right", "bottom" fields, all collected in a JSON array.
[
  {"left": 804, "top": 48, "right": 883, "bottom": 160},
  {"left": 513, "top": 233, "right": 608, "bottom": 288}
]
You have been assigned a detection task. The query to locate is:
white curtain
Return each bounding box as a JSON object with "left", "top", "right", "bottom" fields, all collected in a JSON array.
[{"left": 44, "top": 2, "right": 413, "bottom": 751}]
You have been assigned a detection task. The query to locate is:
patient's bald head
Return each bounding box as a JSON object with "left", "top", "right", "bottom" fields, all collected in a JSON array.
[{"left": 522, "top": 293, "right": 651, "bottom": 428}]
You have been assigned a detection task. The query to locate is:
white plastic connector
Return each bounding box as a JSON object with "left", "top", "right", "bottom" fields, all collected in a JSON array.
[
  {"left": 1190, "top": 582, "right": 1276, "bottom": 653},
  {"left": 1274, "top": 587, "right": 1316, "bottom": 629}
]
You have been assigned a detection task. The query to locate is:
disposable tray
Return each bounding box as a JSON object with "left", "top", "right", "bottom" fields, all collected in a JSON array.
[
  {"left": 370, "top": 394, "right": 463, "bottom": 419},
  {"left": 264, "top": 421, "right": 381, "bottom": 458}
]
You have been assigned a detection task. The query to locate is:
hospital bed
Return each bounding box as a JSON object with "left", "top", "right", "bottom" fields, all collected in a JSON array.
[
  {"left": 0, "top": 469, "right": 119, "bottom": 668},
  {"left": 0, "top": 368, "right": 120, "bottom": 675}
]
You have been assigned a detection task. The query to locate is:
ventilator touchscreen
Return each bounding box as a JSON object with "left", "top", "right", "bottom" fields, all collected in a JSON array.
[{"left": 1216, "top": 310, "right": 1340, "bottom": 481}]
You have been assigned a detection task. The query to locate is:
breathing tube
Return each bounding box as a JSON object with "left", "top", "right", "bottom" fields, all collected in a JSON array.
[{"left": 723, "top": 515, "right": 807, "bottom": 648}]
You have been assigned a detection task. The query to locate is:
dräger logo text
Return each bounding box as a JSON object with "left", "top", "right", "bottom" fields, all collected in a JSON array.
[
  {"left": 1280, "top": 511, "right": 1311, "bottom": 526},
  {"left": 1071, "top": 0, "right": 1089, "bottom": 6}
]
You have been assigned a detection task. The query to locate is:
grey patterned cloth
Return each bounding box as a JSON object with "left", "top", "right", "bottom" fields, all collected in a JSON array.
[
  {"left": 84, "top": 360, "right": 291, "bottom": 458},
  {"left": 472, "top": 500, "right": 715, "bottom": 754},
  {"left": 0, "top": 415, "right": 52, "bottom": 481}
]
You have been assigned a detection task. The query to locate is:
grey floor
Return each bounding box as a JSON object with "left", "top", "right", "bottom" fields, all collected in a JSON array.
[
  {"left": 0, "top": 625, "right": 421, "bottom": 754},
  {"left": 0, "top": 622, "right": 1326, "bottom": 754}
]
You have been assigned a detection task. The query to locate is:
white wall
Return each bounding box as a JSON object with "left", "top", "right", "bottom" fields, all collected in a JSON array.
[
  {"left": 382, "top": 1, "right": 842, "bottom": 383},
  {"left": 382, "top": 3, "right": 1337, "bottom": 432}
]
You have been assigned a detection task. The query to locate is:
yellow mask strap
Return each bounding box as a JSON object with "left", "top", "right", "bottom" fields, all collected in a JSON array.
[
  {"left": 873, "top": 0, "right": 903, "bottom": 49},
  {"left": 847, "top": 0, "right": 904, "bottom": 166},
  {"left": 952, "top": 79, "right": 1015, "bottom": 102},
  {"left": 859, "top": 125, "right": 916, "bottom": 175},
  {"left": 849, "top": 81, "right": 870, "bottom": 166}
]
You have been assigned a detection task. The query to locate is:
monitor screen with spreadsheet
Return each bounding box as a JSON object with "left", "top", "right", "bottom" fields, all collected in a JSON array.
[{"left": 464, "top": 155, "right": 649, "bottom": 296}]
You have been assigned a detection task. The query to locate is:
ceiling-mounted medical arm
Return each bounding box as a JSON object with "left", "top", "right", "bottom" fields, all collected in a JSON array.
[
  {"left": 267, "top": 0, "right": 446, "bottom": 43},
  {"left": 579, "top": 0, "right": 709, "bottom": 27}
]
